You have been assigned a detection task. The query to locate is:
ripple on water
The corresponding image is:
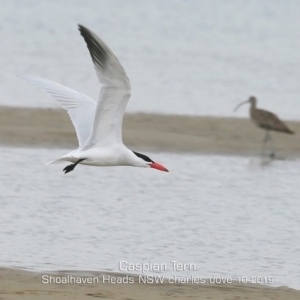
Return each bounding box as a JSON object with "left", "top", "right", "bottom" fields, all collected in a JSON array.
[{"left": 0, "top": 147, "right": 299, "bottom": 288}]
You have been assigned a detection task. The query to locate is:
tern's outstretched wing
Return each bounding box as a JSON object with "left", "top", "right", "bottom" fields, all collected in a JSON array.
[
  {"left": 20, "top": 75, "right": 96, "bottom": 148},
  {"left": 78, "top": 25, "right": 131, "bottom": 148}
]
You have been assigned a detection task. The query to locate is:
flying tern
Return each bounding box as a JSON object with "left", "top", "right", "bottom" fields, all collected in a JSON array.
[{"left": 22, "top": 25, "right": 168, "bottom": 174}]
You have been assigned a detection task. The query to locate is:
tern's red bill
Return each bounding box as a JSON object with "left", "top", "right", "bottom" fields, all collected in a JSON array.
[{"left": 150, "top": 162, "right": 169, "bottom": 172}]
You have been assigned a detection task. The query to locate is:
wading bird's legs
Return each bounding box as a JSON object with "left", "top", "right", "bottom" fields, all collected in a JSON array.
[
  {"left": 262, "top": 131, "right": 271, "bottom": 157},
  {"left": 268, "top": 134, "right": 276, "bottom": 159},
  {"left": 261, "top": 131, "right": 276, "bottom": 158},
  {"left": 63, "top": 158, "right": 86, "bottom": 174}
]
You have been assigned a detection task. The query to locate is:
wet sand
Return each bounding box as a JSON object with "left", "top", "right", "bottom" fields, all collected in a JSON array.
[
  {"left": 0, "top": 106, "right": 299, "bottom": 156},
  {"left": 1, "top": 267, "right": 300, "bottom": 300}
]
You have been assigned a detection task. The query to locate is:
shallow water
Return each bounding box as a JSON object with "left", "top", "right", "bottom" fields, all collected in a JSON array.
[
  {"left": 0, "top": 147, "right": 299, "bottom": 288},
  {"left": 1, "top": 0, "right": 300, "bottom": 119}
]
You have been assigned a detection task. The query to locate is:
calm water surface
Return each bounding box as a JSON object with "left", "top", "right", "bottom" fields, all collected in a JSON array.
[
  {"left": 0, "top": 147, "right": 299, "bottom": 288},
  {"left": 1, "top": 0, "right": 300, "bottom": 119}
]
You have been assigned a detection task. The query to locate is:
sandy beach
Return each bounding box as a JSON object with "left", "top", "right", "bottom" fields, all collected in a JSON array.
[
  {"left": 0, "top": 106, "right": 299, "bottom": 157},
  {"left": 1, "top": 267, "right": 300, "bottom": 300}
]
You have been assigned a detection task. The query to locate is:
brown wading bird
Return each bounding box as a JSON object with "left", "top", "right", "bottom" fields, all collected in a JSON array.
[{"left": 234, "top": 96, "right": 294, "bottom": 157}]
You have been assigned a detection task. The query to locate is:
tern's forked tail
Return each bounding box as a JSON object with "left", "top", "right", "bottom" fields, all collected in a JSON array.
[{"left": 45, "top": 157, "right": 68, "bottom": 165}]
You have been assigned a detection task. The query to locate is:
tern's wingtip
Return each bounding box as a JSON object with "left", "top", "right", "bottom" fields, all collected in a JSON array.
[
  {"left": 17, "top": 73, "right": 33, "bottom": 82},
  {"left": 78, "top": 24, "right": 88, "bottom": 32}
]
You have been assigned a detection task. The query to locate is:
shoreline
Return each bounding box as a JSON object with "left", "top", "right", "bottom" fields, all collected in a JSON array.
[
  {"left": 0, "top": 106, "right": 299, "bottom": 157},
  {"left": 1, "top": 267, "right": 300, "bottom": 300}
]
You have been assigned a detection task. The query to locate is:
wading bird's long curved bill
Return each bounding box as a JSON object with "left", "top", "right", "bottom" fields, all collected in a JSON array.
[{"left": 233, "top": 100, "right": 249, "bottom": 112}]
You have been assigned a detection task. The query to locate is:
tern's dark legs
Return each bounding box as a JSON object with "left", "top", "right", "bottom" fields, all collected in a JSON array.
[{"left": 63, "top": 159, "right": 85, "bottom": 174}]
